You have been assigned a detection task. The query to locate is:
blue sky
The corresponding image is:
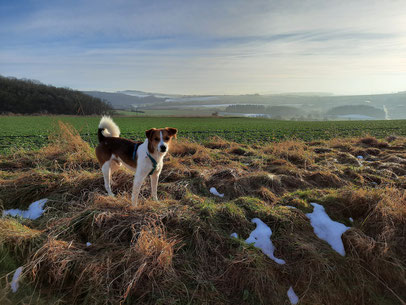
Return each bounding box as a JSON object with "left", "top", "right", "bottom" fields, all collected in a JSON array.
[{"left": 1, "top": 0, "right": 405, "bottom": 94}]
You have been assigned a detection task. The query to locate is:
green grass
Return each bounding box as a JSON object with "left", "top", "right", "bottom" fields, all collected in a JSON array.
[{"left": 1, "top": 115, "right": 406, "bottom": 154}]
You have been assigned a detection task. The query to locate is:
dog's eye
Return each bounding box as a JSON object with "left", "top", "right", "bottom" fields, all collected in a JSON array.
[
  {"left": 165, "top": 137, "right": 170, "bottom": 141},
  {"left": 155, "top": 137, "right": 160, "bottom": 141}
]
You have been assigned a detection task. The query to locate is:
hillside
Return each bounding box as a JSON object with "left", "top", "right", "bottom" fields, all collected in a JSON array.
[
  {"left": 0, "top": 76, "right": 112, "bottom": 115},
  {"left": 84, "top": 89, "right": 406, "bottom": 119},
  {"left": 84, "top": 91, "right": 166, "bottom": 109},
  {"left": 0, "top": 123, "right": 405, "bottom": 304}
]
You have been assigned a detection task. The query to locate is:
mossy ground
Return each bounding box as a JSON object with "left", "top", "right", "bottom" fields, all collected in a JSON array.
[{"left": 0, "top": 123, "right": 405, "bottom": 305}]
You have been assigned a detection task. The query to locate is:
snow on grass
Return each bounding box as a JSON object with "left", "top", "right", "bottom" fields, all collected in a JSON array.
[
  {"left": 230, "top": 233, "right": 238, "bottom": 238},
  {"left": 86, "top": 242, "right": 92, "bottom": 247},
  {"left": 287, "top": 286, "right": 299, "bottom": 304},
  {"left": 3, "top": 199, "right": 47, "bottom": 220},
  {"left": 245, "top": 218, "right": 286, "bottom": 265},
  {"left": 357, "top": 155, "right": 364, "bottom": 160},
  {"left": 306, "top": 203, "right": 350, "bottom": 256},
  {"left": 349, "top": 217, "right": 354, "bottom": 223},
  {"left": 209, "top": 187, "right": 224, "bottom": 198},
  {"left": 11, "top": 266, "right": 23, "bottom": 293}
]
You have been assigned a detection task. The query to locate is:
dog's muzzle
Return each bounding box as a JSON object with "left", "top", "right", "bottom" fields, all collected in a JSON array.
[{"left": 160, "top": 145, "right": 167, "bottom": 152}]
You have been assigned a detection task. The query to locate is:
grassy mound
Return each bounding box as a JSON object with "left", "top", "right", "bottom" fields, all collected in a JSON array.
[{"left": 1, "top": 124, "right": 405, "bottom": 304}]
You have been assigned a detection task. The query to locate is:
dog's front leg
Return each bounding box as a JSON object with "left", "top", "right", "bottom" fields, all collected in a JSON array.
[
  {"left": 150, "top": 172, "right": 160, "bottom": 201},
  {"left": 131, "top": 171, "right": 149, "bottom": 206}
]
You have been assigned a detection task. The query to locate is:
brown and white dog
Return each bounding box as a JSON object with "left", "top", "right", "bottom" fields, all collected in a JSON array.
[{"left": 95, "top": 116, "right": 177, "bottom": 205}]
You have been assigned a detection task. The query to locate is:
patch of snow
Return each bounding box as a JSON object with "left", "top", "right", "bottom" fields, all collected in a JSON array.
[
  {"left": 86, "top": 242, "right": 92, "bottom": 247},
  {"left": 349, "top": 217, "right": 354, "bottom": 223},
  {"left": 11, "top": 266, "right": 23, "bottom": 293},
  {"left": 306, "top": 203, "right": 350, "bottom": 256},
  {"left": 285, "top": 206, "right": 297, "bottom": 209},
  {"left": 287, "top": 286, "right": 299, "bottom": 304},
  {"left": 210, "top": 187, "right": 224, "bottom": 198},
  {"left": 357, "top": 155, "right": 364, "bottom": 160},
  {"left": 3, "top": 199, "right": 47, "bottom": 220},
  {"left": 245, "top": 218, "right": 286, "bottom": 264},
  {"left": 230, "top": 233, "right": 238, "bottom": 238}
]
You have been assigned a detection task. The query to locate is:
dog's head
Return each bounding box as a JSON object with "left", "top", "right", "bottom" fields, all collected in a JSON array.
[{"left": 146, "top": 127, "right": 177, "bottom": 154}]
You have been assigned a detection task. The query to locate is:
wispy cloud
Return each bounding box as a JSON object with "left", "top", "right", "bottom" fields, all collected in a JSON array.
[{"left": 1, "top": 0, "right": 405, "bottom": 94}]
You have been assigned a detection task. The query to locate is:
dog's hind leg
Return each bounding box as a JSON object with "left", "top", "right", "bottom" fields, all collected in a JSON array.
[
  {"left": 102, "top": 161, "right": 114, "bottom": 196},
  {"left": 109, "top": 159, "right": 121, "bottom": 186}
]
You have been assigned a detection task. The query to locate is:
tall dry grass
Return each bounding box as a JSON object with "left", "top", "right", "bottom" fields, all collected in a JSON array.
[{"left": 1, "top": 123, "right": 406, "bottom": 304}]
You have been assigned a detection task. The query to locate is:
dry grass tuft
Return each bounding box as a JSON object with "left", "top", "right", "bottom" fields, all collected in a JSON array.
[
  {"left": 135, "top": 222, "right": 177, "bottom": 271},
  {"left": 170, "top": 140, "right": 201, "bottom": 157},
  {"left": 358, "top": 136, "right": 389, "bottom": 148},
  {"left": 328, "top": 137, "right": 357, "bottom": 152},
  {"left": 28, "top": 216, "right": 178, "bottom": 304},
  {"left": 0, "top": 171, "right": 62, "bottom": 210},
  {"left": 0, "top": 219, "right": 41, "bottom": 242},
  {"left": 306, "top": 171, "right": 346, "bottom": 188},
  {"left": 228, "top": 144, "right": 254, "bottom": 156},
  {"left": 264, "top": 140, "right": 314, "bottom": 167},
  {"left": 220, "top": 250, "right": 286, "bottom": 303},
  {"left": 43, "top": 121, "right": 96, "bottom": 170},
  {"left": 160, "top": 157, "right": 190, "bottom": 182},
  {"left": 170, "top": 140, "right": 213, "bottom": 165},
  {"left": 207, "top": 170, "right": 286, "bottom": 199},
  {"left": 48, "top": 121, "right": 93, "bottom": 154},
  {"left": 257, "top": 186, "right": 278, "bottom": 204},
  {"left": 203, "top": 136, "right": 232, "bottom": 149}
]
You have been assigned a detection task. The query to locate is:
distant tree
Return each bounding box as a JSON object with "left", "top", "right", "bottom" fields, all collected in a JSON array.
[
  {"left": 326, "top": 105, "right": 385, "bottom": 119},
  {"left": 0, "top": 75, "right": 113, "bottom": 115}
]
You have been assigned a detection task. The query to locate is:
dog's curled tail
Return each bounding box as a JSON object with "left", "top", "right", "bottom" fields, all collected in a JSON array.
[{"left": 98, "top": 116, "right": 120, "bottom": 142}]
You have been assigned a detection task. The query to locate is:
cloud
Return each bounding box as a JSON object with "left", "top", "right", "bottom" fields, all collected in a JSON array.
[{"left": 1, "top": 0, "right": 405, "bottom": 94}]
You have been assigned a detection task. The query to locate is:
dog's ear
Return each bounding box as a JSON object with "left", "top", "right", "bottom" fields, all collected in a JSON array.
[
  {"left": 146, "top": 128, "right": 156, "bottom": 139},
  {"left": 165, "top": 127, "right": 178, "bottom": 138}
]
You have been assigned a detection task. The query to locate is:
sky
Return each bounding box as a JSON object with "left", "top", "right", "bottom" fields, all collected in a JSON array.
[{"left": 1, "top": 0, "right": 405, "bottom": 95}]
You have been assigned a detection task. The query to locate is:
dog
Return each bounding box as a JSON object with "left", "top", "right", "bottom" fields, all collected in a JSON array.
[{"left": 95, "top": 116, "right": 177, "bottom": 205}]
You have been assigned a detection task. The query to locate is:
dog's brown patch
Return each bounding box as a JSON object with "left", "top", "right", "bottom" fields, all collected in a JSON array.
[{"left": 96, "top": 137, "right": 142, "bottom": 168}]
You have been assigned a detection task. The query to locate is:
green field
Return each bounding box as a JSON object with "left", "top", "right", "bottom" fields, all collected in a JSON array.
[{"left": 1, "top": 115, "right": 406, "bottom": 153}]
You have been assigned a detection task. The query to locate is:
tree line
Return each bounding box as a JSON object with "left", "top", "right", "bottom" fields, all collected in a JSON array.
[
  {"left": 0, "top": 76, "right": 112, "bottom": 115},
  {"left": 326, "top": 105, "right": 385, "bottom": 119}
]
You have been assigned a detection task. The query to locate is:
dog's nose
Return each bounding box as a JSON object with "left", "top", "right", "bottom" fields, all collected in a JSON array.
[{"left": 160, "top": 145, "right": 167, "bottom": 152}]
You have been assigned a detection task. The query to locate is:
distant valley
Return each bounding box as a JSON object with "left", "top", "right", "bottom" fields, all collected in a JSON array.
[{"left": 84, "top": 90, "right": 406, "bottom": 120}]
